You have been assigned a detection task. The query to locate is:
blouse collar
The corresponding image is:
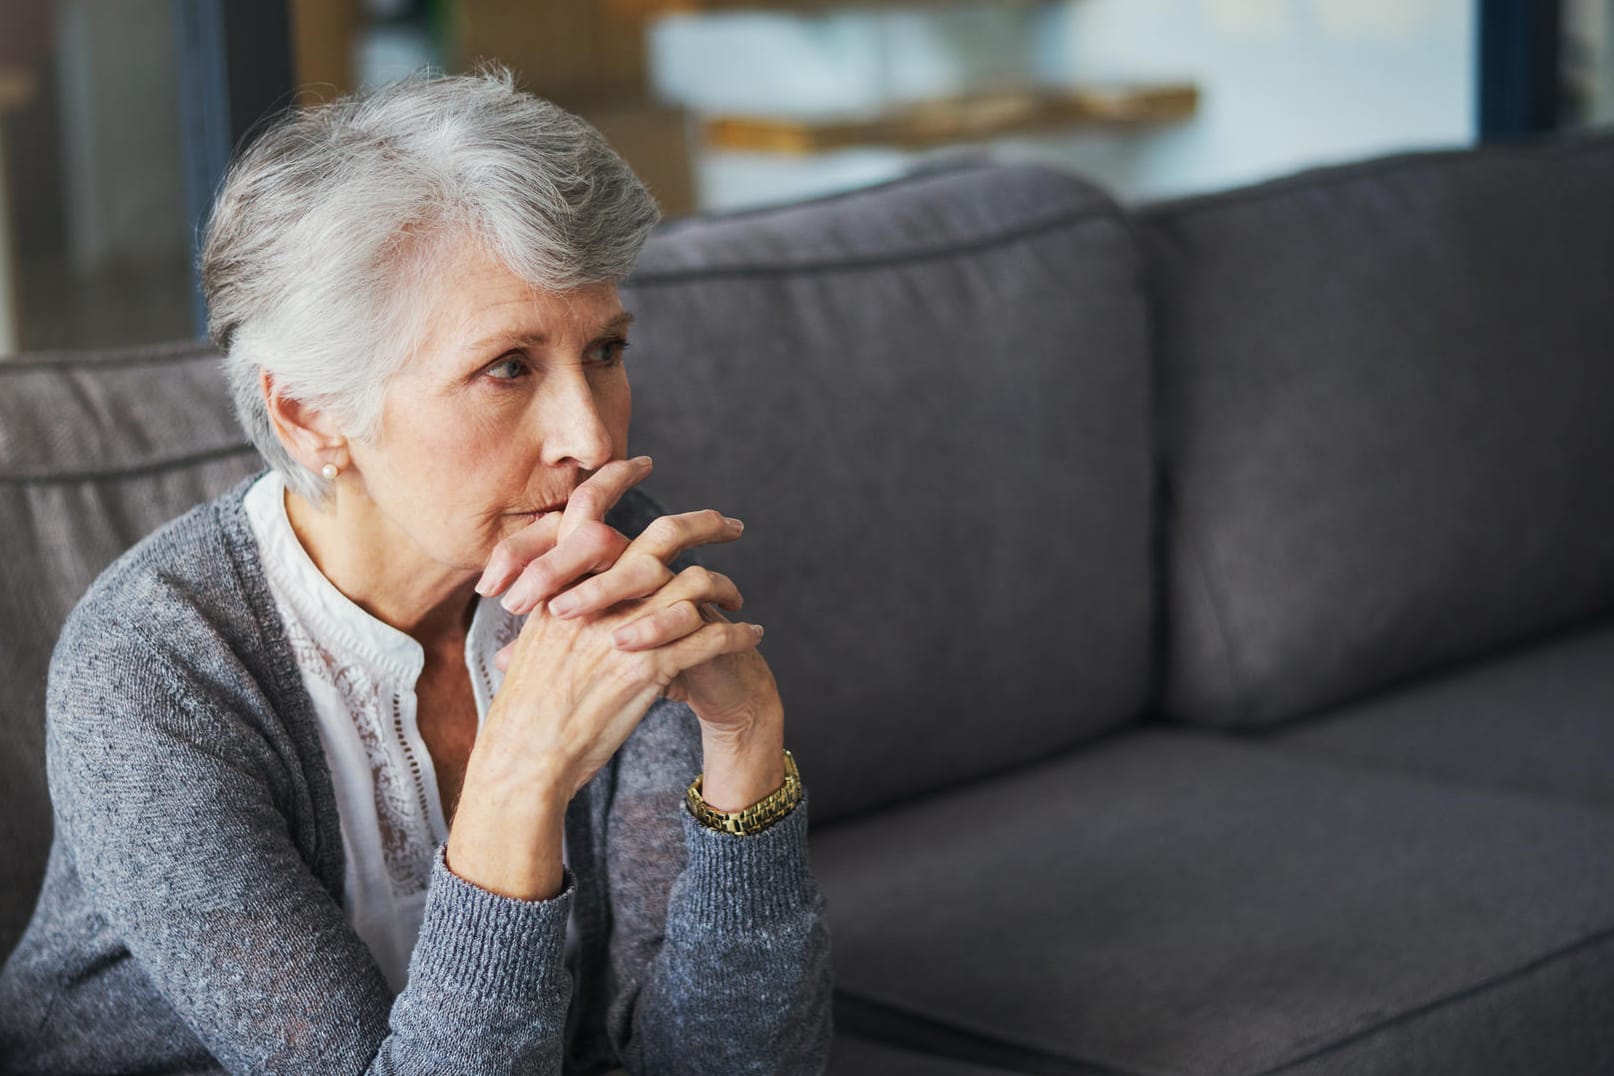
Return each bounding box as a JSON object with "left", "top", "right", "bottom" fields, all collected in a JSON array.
[{"left": 243, "top": 470, "right": 518, "bottom": 689}]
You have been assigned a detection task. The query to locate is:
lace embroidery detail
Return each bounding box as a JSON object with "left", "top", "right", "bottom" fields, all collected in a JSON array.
[
  {"left": 279, "top": 613, "right": 437, "bottom": 896},
  {"left": 470, "top": 612, "right": 523, "bottom": 705},
  {"left": 493, "top": 614, "right": 522, "bottom": 651}
]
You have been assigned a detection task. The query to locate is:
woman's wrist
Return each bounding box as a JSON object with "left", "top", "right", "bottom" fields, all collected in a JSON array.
[
  {"left": 697, "top": 702, "right": 787, "bottom": 811},
  {"left": 446, "top": 760, "right": 569, "bottom": 900}
]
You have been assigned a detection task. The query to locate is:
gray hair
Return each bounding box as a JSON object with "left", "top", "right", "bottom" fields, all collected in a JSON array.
[{"left": 200, "top": 67, "right": 662, "bottom": 503}]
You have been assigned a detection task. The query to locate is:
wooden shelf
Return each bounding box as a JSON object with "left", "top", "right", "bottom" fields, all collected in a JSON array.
[{"left": 702, "top": 83, "right": 1199, "bottom": 153}]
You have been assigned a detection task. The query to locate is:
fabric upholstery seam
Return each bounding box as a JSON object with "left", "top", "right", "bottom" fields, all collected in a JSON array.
[
  {"left": 1251, "top": 921, "right": 1614, "bottom": 1074},
  {"left": 0, "top": 443, "right": 257, "bottom": 486},
  {"left": 837, "top": 920, "right": 1614, "bottom": 1075},
  {"left": 834, "top": 988, "right": 1144, "bottom": 1076},
  {"left": 0, "top": 343, "right": 215, "bottom": 373},
  {"left": 624, "top": 205, "right": 1118, "bottom": 286}
]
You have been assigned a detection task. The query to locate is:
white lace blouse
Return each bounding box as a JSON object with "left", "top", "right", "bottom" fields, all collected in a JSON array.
[{"left": 243, "top": 470, "right": 564, "bottom": 993}]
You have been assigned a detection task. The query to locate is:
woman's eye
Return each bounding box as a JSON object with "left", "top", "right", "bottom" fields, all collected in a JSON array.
[
  {"left": 589, "top": 338, "right": 630, "bottom": 366},
  {"left": 486, "top": 355, "right": 528, "bottom": 381}
]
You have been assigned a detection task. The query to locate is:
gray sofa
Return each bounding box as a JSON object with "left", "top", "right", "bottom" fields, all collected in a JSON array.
[{"left": 3, "top": 132, "right": 1613, "bottom": 1074}]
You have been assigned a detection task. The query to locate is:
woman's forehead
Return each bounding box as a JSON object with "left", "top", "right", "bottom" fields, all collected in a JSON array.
[{"left": 419, "top": 243, "right": 625, "bottom": 352}]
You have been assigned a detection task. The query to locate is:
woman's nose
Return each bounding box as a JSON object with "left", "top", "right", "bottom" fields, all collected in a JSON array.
[{"left": 539, "top": 371, "right": 614, "bottom": 471}]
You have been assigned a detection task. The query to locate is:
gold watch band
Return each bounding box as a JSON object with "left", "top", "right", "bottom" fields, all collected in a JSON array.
[{"left": 686, "top": 749, "right": 803, "bottom": 836}]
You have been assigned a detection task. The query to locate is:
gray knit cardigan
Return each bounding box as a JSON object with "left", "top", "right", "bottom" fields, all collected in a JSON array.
[{"left": 0, "top": 477, "right": 833, "bottom": 1074}]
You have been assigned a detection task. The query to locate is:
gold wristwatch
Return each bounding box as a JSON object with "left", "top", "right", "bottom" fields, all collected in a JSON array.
[{"left": 686, "top": 749, "right": 803, "bottom": 836}]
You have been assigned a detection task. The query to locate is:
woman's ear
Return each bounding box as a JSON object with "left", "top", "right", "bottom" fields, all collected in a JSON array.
[{"left": 260, "top": 369, "right": 348, "bottom": 473}]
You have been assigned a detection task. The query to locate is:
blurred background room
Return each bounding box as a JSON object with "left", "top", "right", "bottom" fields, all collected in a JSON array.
[
  {"left": 0, "top": 0, "right": 1610, "bottom": 358},
  {"left": 4, "top": 9, "right": 1614, "bottom": 1072}
]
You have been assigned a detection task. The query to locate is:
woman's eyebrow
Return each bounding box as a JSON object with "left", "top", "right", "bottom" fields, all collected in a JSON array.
[{"left": 465, "top": 312, "right": 635, "bottom": 354}]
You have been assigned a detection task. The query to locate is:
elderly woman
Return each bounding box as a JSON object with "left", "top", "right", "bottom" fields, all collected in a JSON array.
[{"left": 0, "top": 71, "right": 831, "bottom": 1073}]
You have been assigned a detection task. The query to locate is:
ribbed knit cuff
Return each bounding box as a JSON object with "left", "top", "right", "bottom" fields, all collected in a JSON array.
[
  {"left": 677, "top": 791, "right": 814, "bottom": 931},
  {"left": 409, "top": 842, "right": 575, "bottom": 1000}
]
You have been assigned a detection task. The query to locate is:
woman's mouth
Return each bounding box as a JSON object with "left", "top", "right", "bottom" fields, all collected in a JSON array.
[{"left": 515, "top": 499, "right": 568, "bottom": 520}]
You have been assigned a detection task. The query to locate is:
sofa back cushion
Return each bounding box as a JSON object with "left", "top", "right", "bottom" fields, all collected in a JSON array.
[
  {"left": 622, "top": 164, "right": 1155, "bottom": 823},
  {"left": 1145, "top": 134, "right": 1614, "bottom": 727},
  {"left": 0, "top": 344, "right": 261, "bottom": 961}
]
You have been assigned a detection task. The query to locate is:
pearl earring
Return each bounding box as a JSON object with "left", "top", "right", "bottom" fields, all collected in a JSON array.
[{"left": 321, "top": 463, "right": 339, "bottom": 481}]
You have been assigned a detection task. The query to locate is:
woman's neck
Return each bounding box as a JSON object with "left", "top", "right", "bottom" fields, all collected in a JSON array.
[{"left": 282, "top": 483, "right": 478, "bottom": 654}]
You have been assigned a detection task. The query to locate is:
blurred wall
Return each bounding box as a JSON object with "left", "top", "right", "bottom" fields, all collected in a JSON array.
[
  {"left": 1566, "top": 0, "right": 1614, "bottom": 125},
  {"left": 1037, "top": 0, "right": 1474, "bottom": 201},
  {"left": 650, "top": 0, "right": 1474, "bottom": 211},
  {"left": 55, "top": 0, "right": 187, "bottom": 269}
]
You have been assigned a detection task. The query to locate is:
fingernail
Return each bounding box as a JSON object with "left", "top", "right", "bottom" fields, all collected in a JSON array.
[
  {"left": 636, "top": 455, "right": 654, "bottom": 468},
  {"left": 549, "top": 594, "right": 578, "bottom": 617},
  {"left": 751, "top": 624, "right": 765, "bottom": 638},
  {"left": 501, "top": 582, "right": 529, "bottom": 614},
  {"left": 611, "top": 626, "right": 634, "bottom": 647},
  {"left": 725, "top": 516, "right": 744, "bottom": 532}
]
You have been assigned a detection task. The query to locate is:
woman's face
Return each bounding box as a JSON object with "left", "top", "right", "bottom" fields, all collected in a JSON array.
[{"left": 343, "top": 238, "right": 633, "bottom": 576}]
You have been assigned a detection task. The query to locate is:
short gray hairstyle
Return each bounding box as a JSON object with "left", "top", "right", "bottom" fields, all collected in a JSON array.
[{"left": 201, "top": 67, "right": 662, "bottom": 503}]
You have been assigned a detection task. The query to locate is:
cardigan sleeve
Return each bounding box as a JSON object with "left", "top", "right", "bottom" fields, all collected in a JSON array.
[
  {"left": 46, "top": 635, "right": 575, "bottom": 1075},
  {"left": 601, "top": 697, "right": 834, "bottom": 1074}
]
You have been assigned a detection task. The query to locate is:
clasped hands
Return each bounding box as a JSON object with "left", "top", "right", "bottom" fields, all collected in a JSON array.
[{"left": 471, "top": 455, "right": 784, "bottom": 808}]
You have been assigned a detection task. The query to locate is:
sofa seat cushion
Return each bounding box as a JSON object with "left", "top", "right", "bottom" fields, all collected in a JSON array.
[
  {"left": 1259, "top": 616, "right": 1614, "bottom": 812},
  {"left": 811, "top": 728, "right": 1614, "bottom": 1076}
]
